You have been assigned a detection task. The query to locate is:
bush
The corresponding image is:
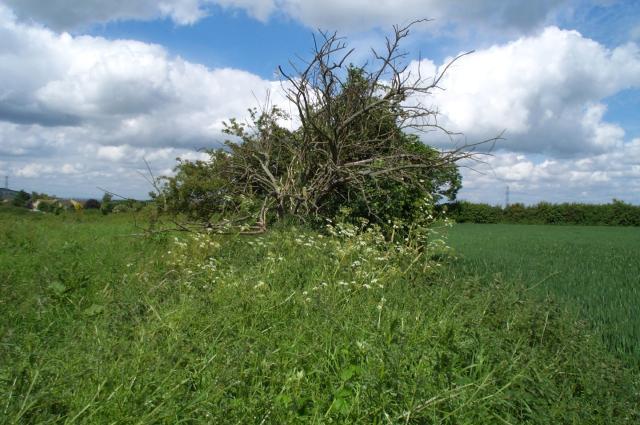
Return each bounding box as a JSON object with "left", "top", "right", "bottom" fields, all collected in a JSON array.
[
  {"left": 84, "top": 199, "right": 101, "bottom": 209},
  {"left": 445, "top": 201, "right": 501, "bottom": 223},
  {"left": 445, "top": 200, "right": 640, "bottom": 226},
  {"left": 12, "top": 190, "right": 31, "bottom": 207},
  {"left": 100, "top": 193, "right": 113, "bottom": 215},
  {"left": 36, "top": 200, "right": 63, "bottom": 215},
  {"left": 156, "top": 25, "right": 479, "bottom": 234}
]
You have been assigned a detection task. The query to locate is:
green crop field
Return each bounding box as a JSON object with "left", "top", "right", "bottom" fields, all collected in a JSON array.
[
  {"left": 447, "top": 223, "right": 640, "bottom": 363},
  {"left": 0, "top": 208, "right": 638, "bottom": 423}
]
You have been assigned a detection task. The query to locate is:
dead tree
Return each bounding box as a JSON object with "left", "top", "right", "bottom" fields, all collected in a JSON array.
[{"left": 164, "top": 20, "right": 498, "bottom": 233}]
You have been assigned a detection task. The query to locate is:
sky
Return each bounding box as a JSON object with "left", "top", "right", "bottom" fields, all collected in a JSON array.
[{"left": 0, "top": 0, "right": 638, "bottom": 205}]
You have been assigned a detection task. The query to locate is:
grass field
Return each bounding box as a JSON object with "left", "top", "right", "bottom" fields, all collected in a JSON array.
[
  {"left": 0, "top": 208, "right": 638, "bottom": 423},
  {"left": 447, "top": 223, "right": 640, "bottom": 363}
]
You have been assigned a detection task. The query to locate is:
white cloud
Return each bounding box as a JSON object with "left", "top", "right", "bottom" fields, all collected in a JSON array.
[
  {"left": 459, "top": 138, "right": 640, "bottom": 205},
  {"left": 96, "top": 144, "right": 199, "bottom": 163},
  {"left": 0, "top": 0, "right": 207, "bottom": 30},
  {"left": 5, "top": 138, "right": 215, "bottom": 198},
  {"left": 278, "top": 0, "right": 566, "bottom": 33},
  {"left": 15, "top": 163, "right": 55, "bottom": 178},
  {"left": 0, "top": 0, "right": 566, "bottom": 32},
  {"left": 60, "top": 163, "right": 81, "bottom": 174},
  {"left": 0, "top": 4, "right": 639, "bottom": 204},
  {"left": 0, "top": 6, "right": 284, "bottom": 149},
  {"left": 0, "top": 7, "right": 286, "bottom": 197},
  {"left": 96, "top": 146, "right": 128, "bottom": 162},
  {"left": 412, "top": 27, "right": 640, "bottom": 155}
]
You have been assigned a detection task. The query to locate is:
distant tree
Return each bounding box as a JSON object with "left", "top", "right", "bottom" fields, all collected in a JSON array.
[
  {"left": 84, "top": 199, "right": 101, "bottom": 209},
  {"left": 36, "top": 199, "right": 63, "bottom": 215},
  {"left": 30, "top": 191, "right": 54, "bottom": 200},
  {"left": 12, "top": 190, "right": 31, "bottom": 207},
  {"left": 101, "top": 193, "right": 113, "bottom": 215}
]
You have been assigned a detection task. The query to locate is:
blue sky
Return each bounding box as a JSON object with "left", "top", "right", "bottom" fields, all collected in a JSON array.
[
  {"left": 88, "top": 8, "right": 313, "bottom": 77},
  {"left": 0, "top": 0, "right": 638, "bottom": 205}
]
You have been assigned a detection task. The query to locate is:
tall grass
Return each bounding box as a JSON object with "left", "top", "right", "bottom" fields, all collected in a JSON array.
[
  {"left": 0, "top": 211, "right": 638, "bottom": 423},
  {"left": 447, "top": 223, "right": 640, "bottom": 363}
]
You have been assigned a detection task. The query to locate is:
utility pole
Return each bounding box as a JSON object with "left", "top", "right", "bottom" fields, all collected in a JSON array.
[{"left": 505, "top": 185, "right": 510, "bottom": 208}]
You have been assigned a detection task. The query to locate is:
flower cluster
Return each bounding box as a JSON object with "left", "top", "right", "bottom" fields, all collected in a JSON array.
[{"left": 161, "top": 208, "right": 454, "bottom": 316}]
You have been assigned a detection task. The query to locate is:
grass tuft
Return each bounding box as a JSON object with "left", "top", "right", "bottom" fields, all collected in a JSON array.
[{"left": 0, "top": 211, "right": 638, "bottom": 423}]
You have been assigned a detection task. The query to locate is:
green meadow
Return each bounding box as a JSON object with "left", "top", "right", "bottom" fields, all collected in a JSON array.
[
  {"left": 1, "top": 208, "right": 638, "bottom": 423},
  {"left": 447, "top": 223, "right": 640, "bottom": 363}
]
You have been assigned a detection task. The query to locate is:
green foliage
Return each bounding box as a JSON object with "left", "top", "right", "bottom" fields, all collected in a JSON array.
[
  {"left": 30, "top": 191, "right": 52, "bottom": 199},
  {"left": 84, "top": 198, "right": 100, "bottom": 209},
  {"left": 111, "top": 200, "right": 145, "bottom": 214},
  {"left": 35, "top": 199, "right": 63, "bottom": 215},
  {"left": 160, "top": 68, "right": 461, "bottom": 230},
  {"left": 159, "top": 147, "right": 264, "bottom": 222},
  {"left": 0, "top": 202, "right": 29, "bottom": 215},
  {"left": 445, "top": 199, "right": 640, "bottom": 226},
  {"left": 444, "top": 201, "right": 502, "bottom": 223},
  {"left": 315, "top": 67, "right": 461, "bottom": 224},
  {"left": 160, "top": 157, "right": 217, "bottom": 220},
  {"left": 0, "top": 212, "right": 638, "bottom": 423},
  {"left": 325, "top": 135, "right": 461, "bottom": 227},
  {"left": 12, "top": 190, "right": 31, "bottom": 207},
  {"left": 448, "top": 223, "right": 640, "bottom": 362},
  {"left": 100, "top": 193, "right": 113, "bottom": 215}
]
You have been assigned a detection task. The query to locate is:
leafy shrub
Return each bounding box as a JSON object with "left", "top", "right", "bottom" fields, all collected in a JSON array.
[
  {"left": 445, "top": 200, "right": 640, "bottom": 226},
  {"left": 155, "top": 26, "right": 477, "bottom": 234},
  {"left": 36, "top": 200, "right": 63, "bottom": 215},
  {"left": 444, "top": 201, "right": 501, "bottom": 223},
  {"left": 84, "top": 199, "right": 101, "bottom": 209},
  {"left": 11, "top": 190, "right": 31, "bottom": 207},
  {"left": 100, "top": 193, "right": 113, "bottom": 215}
]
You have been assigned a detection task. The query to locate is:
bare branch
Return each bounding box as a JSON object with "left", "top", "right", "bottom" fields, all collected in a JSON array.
[{"left": 160, "top": 20, "right": 499, "bottom": 232}]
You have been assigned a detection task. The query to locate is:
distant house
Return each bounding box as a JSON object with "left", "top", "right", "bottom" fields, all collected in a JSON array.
[{"left": 0, "top": 188, "right": 18, "bottom": 200}]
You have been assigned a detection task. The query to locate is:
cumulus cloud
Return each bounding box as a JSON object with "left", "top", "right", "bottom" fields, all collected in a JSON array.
[
  {"left": 277, "top": 0, "right": 567, "bottom": 33},
  {"left": 0, "top": 6, "right": 283, "bottom": 197},
  {"left": 458, "top": 139, "right": 640, "bottom": 204},
  {"left": 95, "top": 144, "right": 207, "bottom": 164},
  {"left": 411, "top": 26, "right": 640, "bottom": 155},
  {"left": 4, "top": 135, "right": 213, "bottom": 198},
  {"left": 0, "top": 4, "right": 638, "bottom": 203},
  {"left": 1, "top": 0, "right": 566, "bottom": 32},
  {"left": 0, "top": 0, "right": 208, "bottom": 29},
  {"left": 0, "top": 5, "right": 283, "bottom": 149}
]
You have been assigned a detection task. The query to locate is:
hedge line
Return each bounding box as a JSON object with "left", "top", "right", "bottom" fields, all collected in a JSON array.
[{"left": 442, "top": 200, "right": 640, "bottom": 226}]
